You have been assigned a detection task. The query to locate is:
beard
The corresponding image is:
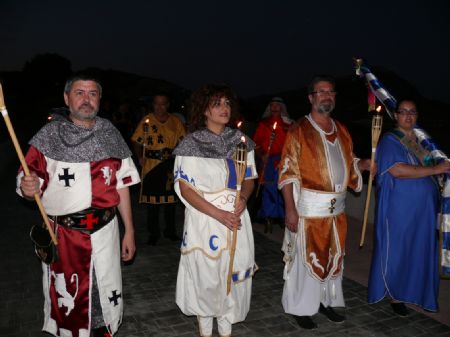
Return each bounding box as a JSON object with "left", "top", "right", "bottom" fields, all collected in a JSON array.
[
  {"left": 71, "top": 103, "right": 98, "bottom": 120},
  {"left": 317, "top": 100, "right": 334, "bottom": 115}
]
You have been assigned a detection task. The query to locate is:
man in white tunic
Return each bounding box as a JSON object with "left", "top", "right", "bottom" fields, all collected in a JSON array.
[
  {"left": 18, "top": 75, "right": 140, "bottom": 337},
  {"left": 279, "top": 76, "right": 372, "bottom": 329}
]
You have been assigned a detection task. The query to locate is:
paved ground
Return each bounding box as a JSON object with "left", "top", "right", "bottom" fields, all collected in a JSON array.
[{"left": 1, "top": 143, "right": 450, "bottom": 337}]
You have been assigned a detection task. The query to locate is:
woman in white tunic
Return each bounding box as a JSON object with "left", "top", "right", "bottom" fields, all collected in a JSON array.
[{"left": 173, "top": 84, "right": 258, "bottom": 337}]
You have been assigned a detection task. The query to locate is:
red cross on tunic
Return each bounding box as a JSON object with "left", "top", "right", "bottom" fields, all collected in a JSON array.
[{"left": 80, "top": 213, "right": 99, "bottom": 230}]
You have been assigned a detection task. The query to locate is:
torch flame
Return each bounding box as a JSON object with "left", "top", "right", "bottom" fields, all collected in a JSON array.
[
  {"left": 145, "top": 118, "right": 150, "bottom": 123},
  {"left": 376, "top": 106, "right": 382, "bottom": 113},
  {"left": 237, "top": 121, "right": 242, "bottom": 128},
  {"left": 273, "top": 122, "right": 277, "bottom": 130}
]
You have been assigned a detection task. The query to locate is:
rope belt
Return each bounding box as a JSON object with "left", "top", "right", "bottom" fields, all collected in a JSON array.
[{"left": 49, "top": 207, "right": 116, "bottom": 234}]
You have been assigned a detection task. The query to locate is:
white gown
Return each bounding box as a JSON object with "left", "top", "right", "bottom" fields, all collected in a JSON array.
[{"left": 174, "top": 151, "right": 257, "bottom": 324}]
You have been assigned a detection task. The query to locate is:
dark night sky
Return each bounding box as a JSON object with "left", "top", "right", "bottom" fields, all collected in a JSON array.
[{"left": 1, "top": 0, "right": 449, "bottom": 102}]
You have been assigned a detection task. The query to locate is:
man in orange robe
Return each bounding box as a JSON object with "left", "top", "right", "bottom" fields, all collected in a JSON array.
[{"left": 279, "top": 76, "right": 372, "bottom": 329}]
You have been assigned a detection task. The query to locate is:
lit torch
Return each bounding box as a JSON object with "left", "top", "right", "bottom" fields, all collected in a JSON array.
[
  {"left": 139, "top": 118, "right": 150, "bottom": 203},
  {"left": 227, "top": 136, "right": 248, "bottom": 294},
  {"left": 237, "top": 121, "right": 243, "bottom": 129},
  {"left": 360, "top": 105, "right": 383, "bottom": 248},
  {"left": 255, "top": 121, "right": 277, "bottom": 197}
]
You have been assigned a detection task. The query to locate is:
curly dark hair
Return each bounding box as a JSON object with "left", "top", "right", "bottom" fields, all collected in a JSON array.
[{"left": 187, "top": 84, "right": 240, "bottom": 132}]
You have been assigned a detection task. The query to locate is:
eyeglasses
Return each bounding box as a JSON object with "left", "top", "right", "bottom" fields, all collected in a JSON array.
[
  {"left": 311, "top": 90, "right": 337, "bottom": 97},
  {"left": 396, "top": 109, "right": 418, "bottom": 116}
]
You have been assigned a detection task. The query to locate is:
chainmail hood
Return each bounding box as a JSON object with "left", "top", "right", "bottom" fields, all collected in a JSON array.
[
  {"left": 29, "top": 109, "right": 132, "bottom": 162},
  {"left": 173, "top": 127, "right": 255, "bottom": 159}
]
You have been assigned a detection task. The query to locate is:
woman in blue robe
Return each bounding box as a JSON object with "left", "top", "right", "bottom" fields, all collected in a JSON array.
[{"left": 368, "top": 99, "right": 450, "bottom": 315}]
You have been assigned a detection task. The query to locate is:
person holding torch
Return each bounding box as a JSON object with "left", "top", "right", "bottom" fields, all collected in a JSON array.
[
  {"left": 172, "top": 84, "right": 258, "bottom": 337},
  {"left": 252, "top": 97, "right": 292, "bottom": 231},
  {"left": 131, "top": 93, "right": 185, "bottom": 245},
  {"left": 16, "top": 74, "right": 140, "bottom": 337}
]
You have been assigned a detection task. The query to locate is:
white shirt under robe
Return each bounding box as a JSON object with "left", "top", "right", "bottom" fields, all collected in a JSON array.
[{"left": 279, "top": 115, "right": 362, "bottom": 316}]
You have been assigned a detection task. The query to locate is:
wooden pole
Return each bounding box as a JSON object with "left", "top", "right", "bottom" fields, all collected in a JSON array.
[
  {"left": 226, "top": 140, "right": 247, "bottom": 294},
  {"left": 359, "top": 112, "right": 382, "bottom": 248},
  {"left": 0, "top": 83, "right": 58, "bottom": 245},
  {"left": 139, "top": 120, "right": 149, "bottom": 203},
  {"left": 256, "top": 123, "right": 277, "bottom": 198}
]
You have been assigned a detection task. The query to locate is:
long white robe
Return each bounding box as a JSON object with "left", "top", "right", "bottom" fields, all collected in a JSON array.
[{"left": 174, "top": 151, "right": 257, "bottom": 323}]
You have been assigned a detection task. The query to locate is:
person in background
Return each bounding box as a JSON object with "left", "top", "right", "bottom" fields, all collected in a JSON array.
[
  {"left": 368, "top": 99, "right": 450, "bottom": 315},
  {"left": 131, "top": 93, "right": 185, "bottom": 245},
  {"left": 253, "top": 97, "right": 292, "bottom": 232},
  {"left": 18, "top": 74, "right": 140, "bottom": 337},
  {"left": 173, "top": 84, "right": 258, "bottom": 337}
]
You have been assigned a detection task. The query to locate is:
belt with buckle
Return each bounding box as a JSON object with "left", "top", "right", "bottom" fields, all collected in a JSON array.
[
  {"left": 49, "top": 207, "right": 116, "bottom": 234},
  {"left": 144, "top": 148, "right": 173, "bottom": 161}
]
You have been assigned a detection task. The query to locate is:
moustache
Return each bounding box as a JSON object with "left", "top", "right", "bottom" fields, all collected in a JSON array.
[{"left": 80, "top": 103, "right": 94, "bottom": 110}]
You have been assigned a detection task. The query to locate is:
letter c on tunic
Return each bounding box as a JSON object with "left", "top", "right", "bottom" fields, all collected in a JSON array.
[
  {"left": 182, "top": 231, "right": 188, "bottom": 247},
  {"left": 209, "top": 235, "right": 219, "bottom": 251}
]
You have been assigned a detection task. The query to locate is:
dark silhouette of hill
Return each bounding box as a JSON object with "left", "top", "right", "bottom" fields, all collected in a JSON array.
[
  {"left": 0, "top": 53, "right": 189, "bottom": 145},
  {"left": 1, "top": 54, "right": 449, "bottom": 160}
]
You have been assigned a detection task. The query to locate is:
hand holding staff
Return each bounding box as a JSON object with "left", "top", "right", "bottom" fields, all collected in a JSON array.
[
  {"left": 0, "top": 83, "right": 58, "bottom": 245},
  {"left": 226, "top": 137, "right": 247, "bottom": 295},
  {"left": 359, "top": 107, "right": 383, "bottom": 248}
]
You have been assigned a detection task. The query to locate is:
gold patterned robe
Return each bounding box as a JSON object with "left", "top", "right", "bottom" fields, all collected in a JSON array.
[{"left": 132, "top": 113, "right": 185, "bottom": 204}]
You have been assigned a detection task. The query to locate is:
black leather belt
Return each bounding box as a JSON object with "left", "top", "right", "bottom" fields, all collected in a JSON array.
[
  {"left": 145, "top": 148, "right": 173, "bottom": 161},
  {"left": 49, "top": 207, "right": 116, "bottom": 234}
]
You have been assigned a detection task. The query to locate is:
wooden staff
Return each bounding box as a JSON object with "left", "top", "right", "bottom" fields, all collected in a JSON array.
[
  {"left": 0, "top": 83, "right": 58, "bottom": 245},
  {"left": 359, "top": 107, "right": 383, "bottom": 248},
  {"left": 255, "top": 122, "right": 277, "bottom": 197},
  {"left": 139, "top": 119, "right": 149, "bottom": 203},
  {"left": 226, "top": 137, "right": 247, "bottom": 294}
]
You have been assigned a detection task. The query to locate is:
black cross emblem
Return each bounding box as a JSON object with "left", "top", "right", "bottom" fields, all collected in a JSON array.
[
  {"left": 151, "top": 124, "right": 158, "bottom": 133},
  {"left": 157, "top": 134, "right": 164, "bottom": 144},
  {"left": 108, "top": 290, "right": 122, "bottom": 306},
  {"left": 58, "top": 168, "right": 75, "bottom": 187},
  {"left": 329, "top": 198, "right": 336, "bottom": 214}
]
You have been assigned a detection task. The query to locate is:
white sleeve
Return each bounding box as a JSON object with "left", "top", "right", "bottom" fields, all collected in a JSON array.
[
  {"left": 245, "top": 150, "right": 258, "bottom": 180},
  {"left": 116, "top": 157, "right": 141, "bottom": 189}
]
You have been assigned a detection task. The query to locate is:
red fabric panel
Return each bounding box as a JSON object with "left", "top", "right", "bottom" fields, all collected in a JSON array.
[
  {"left": 49, "top": 226, "right": 92, "bottom": 336},
  {"left": 20, "top": 145, "right": 49, "bottom": 192},
  {"left": 253, "top": 116, "right": 289, "bottom": 155},
  {"left": 90, "top": 158, "right": 121, "bottom": 208}
]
